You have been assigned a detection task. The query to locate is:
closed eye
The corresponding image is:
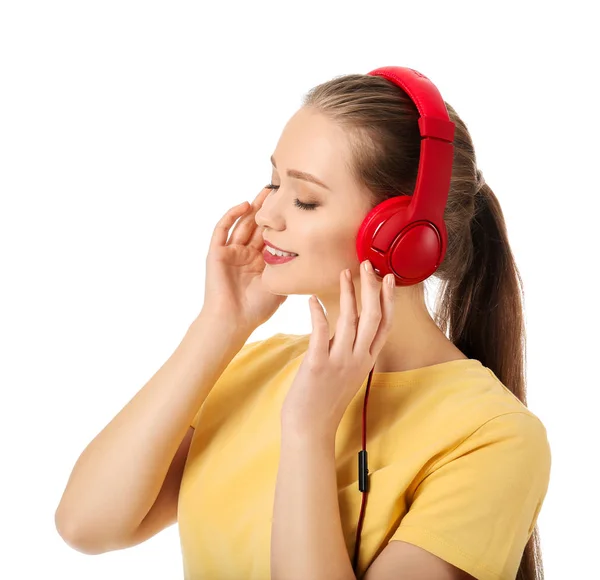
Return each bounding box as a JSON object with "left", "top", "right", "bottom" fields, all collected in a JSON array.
[{"left": 265, "top": 183, "right": 318, "bottom": 211}]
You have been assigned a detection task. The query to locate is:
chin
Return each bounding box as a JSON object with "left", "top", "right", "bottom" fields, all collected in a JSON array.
[
  {"left": 260, "top": 272, "right": 306, "bottom": 296},
  {"left": 260, "top": 270, "right": 290, "bottom": 292}
]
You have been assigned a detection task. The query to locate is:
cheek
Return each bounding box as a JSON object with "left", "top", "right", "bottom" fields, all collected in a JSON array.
[{"left": 309, "top": 232, "right": 358, "bottom": 266}]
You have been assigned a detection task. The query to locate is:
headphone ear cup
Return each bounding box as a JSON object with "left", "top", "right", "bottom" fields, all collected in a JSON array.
[
  {"left": 356, "top": 196, "right": 446, "bottom": 285},
  {"left": 389, "top": 220, "right": 445, "bottom": 284}
]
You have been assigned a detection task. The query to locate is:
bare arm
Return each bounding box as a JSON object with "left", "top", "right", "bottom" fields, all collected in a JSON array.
[
  {"left": 271, "top": 429, "right": 355, "bottom": 579},
  {"left": 55, "top": 311, "right": 252, "bottom": 554},
  {"left": 105, "top": 424, "right": 196, "bottom": 552}
]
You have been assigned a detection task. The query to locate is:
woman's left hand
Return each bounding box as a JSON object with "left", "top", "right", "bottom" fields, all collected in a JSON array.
[{"left": 281, "top": 259, "right": 396, "bottom": 440}]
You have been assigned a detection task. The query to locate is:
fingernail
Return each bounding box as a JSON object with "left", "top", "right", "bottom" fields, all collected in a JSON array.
[
  {"left": 386, "top": 274, "right": 395, "bottom": 287},
  {"left": 363, "top": 260, "right": 373, "bottom": 273}
]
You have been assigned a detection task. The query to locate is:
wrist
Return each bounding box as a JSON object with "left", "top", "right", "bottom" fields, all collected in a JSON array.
[
  {"left": 281, "top": 416, "right": 338, "bottom": 447},
  {"left": 190, "top": 311, "right": 252, "bottom": 345}
]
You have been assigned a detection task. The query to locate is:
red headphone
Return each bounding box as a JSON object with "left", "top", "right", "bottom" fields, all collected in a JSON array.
[
  {"left": 352, "top": 66, "right": 455, "bottom": 575},
  {"left": 356, "top": 66, "right": 455, "bottom": 286}
]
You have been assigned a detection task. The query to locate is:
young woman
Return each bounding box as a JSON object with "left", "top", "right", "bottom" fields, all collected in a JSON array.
[{"left": 55, "top": 69, "right": 550, "bottom": 580}]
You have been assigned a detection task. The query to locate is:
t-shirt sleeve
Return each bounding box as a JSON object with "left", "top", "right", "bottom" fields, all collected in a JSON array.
[
  {"left": 189, "top": 336, "right": 266, "bottom": 429},
  {"left": 389, "top": 411, "right": 551, "bottom": 580}
]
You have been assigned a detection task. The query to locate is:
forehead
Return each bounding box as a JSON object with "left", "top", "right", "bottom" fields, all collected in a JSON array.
[
  {"left": 273, "top": 108, "right": 351, "bottom": 175},
  {"left": 272, "top": 108, "right": 374, "bottom": 214}
]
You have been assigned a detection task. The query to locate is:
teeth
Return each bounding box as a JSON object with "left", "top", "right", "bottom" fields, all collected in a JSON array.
[{"left": 266, "top": 245, "right": 297, "bottom": 257}]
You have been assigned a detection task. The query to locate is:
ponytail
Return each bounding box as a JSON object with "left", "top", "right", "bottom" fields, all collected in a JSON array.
[{"left": 436, "top": 170, "right": 545, "bottom": 580}]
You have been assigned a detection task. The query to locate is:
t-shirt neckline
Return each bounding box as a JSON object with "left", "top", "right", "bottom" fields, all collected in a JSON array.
[
  {"left": 289, "top": 332, "right": 484, "bottom": 388},
  {"left": 367, "top": 358, "right": 483, "bottom": 387}
]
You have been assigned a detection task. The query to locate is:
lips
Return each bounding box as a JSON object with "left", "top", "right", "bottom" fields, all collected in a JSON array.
[
  {"left": 263, "top": 248, "right": 298, "bottom": 265},
  {"left": 263, "top": 240, "right": 298, "bottom": 256}
]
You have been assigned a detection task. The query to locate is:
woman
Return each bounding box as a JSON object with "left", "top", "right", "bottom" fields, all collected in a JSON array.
[{"left": 55, "top": 70, "right": 550, "bottom": 580}]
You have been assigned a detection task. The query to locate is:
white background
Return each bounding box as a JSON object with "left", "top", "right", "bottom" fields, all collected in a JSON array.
[{"left": 1, "top": 1, "right": 597, "bottom": 578}]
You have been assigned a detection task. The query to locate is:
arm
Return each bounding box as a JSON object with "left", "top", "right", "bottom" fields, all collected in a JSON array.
[
  {"left": 271, "top": 428, "right": 356, "bottom": 580},
  {"left": 55, "top": 311, "right": 251, "bottom": 554}
]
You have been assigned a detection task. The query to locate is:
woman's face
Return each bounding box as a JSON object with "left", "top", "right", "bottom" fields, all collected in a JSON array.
[{"left": 255, "top": 107, "right": 374, "bottom": 301}]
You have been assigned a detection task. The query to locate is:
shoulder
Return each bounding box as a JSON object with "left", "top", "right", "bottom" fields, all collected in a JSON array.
[
  {"left": 232, "top": 332, "right": 310, "bottom": 370},
  {"left": 432, "top": 411, "right": 551, "bottom": 485},
  {"left": 452, "top": 363, "right": 550, "bottom": 442},
  {"left": 262, "top": 332, "right": 311, "bottom": 359},
  {"left": 477, "top": 411, "right": 550, "bottom": 454}
]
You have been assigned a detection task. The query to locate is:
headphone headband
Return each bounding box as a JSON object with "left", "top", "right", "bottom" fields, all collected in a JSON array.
[{"left": 356, "top": 66, "right": 456, "bottom": 285}]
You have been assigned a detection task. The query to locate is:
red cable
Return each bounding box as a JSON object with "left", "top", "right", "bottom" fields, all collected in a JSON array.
[{"left": 352, "top": 365, "right": 375, "bottom": 574}]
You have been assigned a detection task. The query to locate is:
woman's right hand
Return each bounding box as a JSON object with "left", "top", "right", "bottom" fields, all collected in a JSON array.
[{"left": 202, "top": 187, "right": 287, "bottom": 333}]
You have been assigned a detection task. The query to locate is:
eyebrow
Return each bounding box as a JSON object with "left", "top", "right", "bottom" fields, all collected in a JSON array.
[{"left": 270, "top": 155, "right": 331, "bottom": 191}]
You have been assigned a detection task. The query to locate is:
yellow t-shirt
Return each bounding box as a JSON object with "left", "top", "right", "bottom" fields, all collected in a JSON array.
[{"left": 178, "top": 333, "right": 551, "bottom": 580}]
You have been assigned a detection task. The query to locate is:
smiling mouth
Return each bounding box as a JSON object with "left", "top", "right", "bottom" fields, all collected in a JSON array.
[
  {"left": 265, "top": 247, "right": 298, "bottom": 258},
  {"left": 263, "top": 248, "right": 299, "bottom": 264}
]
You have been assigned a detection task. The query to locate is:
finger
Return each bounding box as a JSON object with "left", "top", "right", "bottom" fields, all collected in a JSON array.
[
  {"left": 307, "top": 295, "right": 330, "bottom": 362},
  {"left": 370, "top": 273, "right": 395, "bottom": 355},
  {"left": 227, "top": 187, "right": 270, "bottom": 247},
  {"left": 248, "top": 222, "right": 266, "bottom": 251},
  {"left": 209, "top": 201, "right": 251, "bottom": 252},
  {"left": 252, "top": 185, "right": 272, "bottom": 205},
  {"left": 354, "top": 260, "right": 384, "bottom": 355},
  {"left": 331, "top": 268, "right": 358, "bottom": 357},
  {"left": 248, "top": 186, "right": 277, "bottom": 250}
]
